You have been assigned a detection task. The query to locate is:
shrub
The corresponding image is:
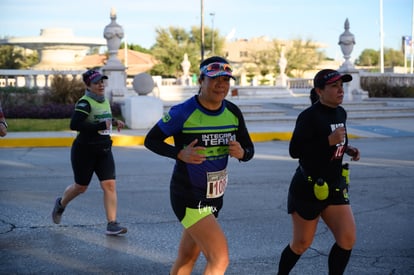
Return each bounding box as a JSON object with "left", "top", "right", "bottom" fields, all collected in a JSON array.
[
  {"left": 0, "top": 84, "right": 122, "bottom": 119},
  {"left": 361, "top": 77, "right": 414, "bottom": 97},
  {"left": 43, "top": 74, "right": 85, "bottom": 105},
  {"left": 0, "top": 87, "right": 40, "bottom": 108},
  {"left": 5, "top": 104, "right": 74, "bottom": 119}
]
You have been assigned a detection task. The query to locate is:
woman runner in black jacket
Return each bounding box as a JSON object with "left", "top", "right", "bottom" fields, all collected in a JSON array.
[{"left": 278, "top": 69, "right": 360, "bottom": 275}]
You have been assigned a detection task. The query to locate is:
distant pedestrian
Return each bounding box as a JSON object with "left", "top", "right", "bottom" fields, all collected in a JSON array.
[
  {"left": 144, "top": 56, "right": 254, "bottom": 275},
  {"left": 0, "top": 102, "right": 7, "bottom": 137},
  {"left": 277, "top": 69, "right": 360, "bottom": 275},
  {"left": 52, "top": 69, "right": 127, "bottom": 235}
]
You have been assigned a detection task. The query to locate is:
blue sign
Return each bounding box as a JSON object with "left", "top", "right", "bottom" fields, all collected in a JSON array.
[
  {"left": 404, "top": 36, "right": 412, "bottom": 46},
  {"left": 403, "top": 36, "right": 413, "bottom": 58}
]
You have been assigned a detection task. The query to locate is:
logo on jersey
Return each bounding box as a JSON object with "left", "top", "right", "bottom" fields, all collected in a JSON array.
[
  {"left": 201, "top": 133, "right": 235, "bottom": 146},
  {"left": 331, "top": 123, "right": 346, "bottom": 160},
  {"left": 162, "top": 113, "right": 171, "bottom": 123}
]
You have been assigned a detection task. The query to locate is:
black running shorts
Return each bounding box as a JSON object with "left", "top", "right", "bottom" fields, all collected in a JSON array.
[
  {"left": 170, "top": 190, "right": 223, "bottom": 228},
  {"left": 71, "top": 139, "right": 115, "bottom": 185},
  {"left": 287, "top": 167, "right": 349, "bottom": 220}
]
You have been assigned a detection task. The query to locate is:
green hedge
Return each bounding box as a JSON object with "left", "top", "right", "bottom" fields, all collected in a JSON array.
[{"left": 360, "top": 77, "right": 414, "bottom": 98}]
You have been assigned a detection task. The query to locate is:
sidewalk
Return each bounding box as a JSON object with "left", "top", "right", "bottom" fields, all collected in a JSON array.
[
  {"left": 1, "top": 117, "right": 414, "bottom": 148},
  {"left": 0, "top": 126, "right": 293, "bottom": 148},
  {"left": 1, "top": 97, "right": 414, "bottom": 147},
  {"left": 1, "top": 137, "right": 413, "bottom": 274}
]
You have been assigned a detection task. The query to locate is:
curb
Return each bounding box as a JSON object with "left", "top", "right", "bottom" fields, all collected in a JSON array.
[{"left": 0, "top": 132, "right": 363, "bottom": 148}]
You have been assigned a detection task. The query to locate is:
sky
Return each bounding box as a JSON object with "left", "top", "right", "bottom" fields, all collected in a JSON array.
[{"left": 1, "top": 0, "right": 412, "bottom": 61}]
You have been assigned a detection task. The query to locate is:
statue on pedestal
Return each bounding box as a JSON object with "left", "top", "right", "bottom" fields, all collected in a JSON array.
[
  {"left": 338, "top": 18, "right": 356, "bottom": 72},
  {"left": 276, "top": 45, "right": 288, "bottom": 87},
  {"left": 180, "top": 53, "right": 191, "bottom": 86},
  {"left": 102, "top": 8, "right": 127, "bottom": 102},
  {"left": 104, "top": 8, "right": 125, "bottom": 68},
  {"left": 337, "top": 18, "right": 368, "bottom": 100}
]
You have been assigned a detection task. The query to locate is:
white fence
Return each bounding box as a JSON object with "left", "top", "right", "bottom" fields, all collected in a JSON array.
[{"left": 1, "top": 69, "right": 414, "bottom": 101}]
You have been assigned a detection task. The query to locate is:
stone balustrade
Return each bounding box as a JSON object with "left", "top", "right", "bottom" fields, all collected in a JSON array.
[
  {"left": 1, "top": 69, "right": 413, "bottom": 101},
  {"left": 0, "top": 69, "right": 314, "bottom": 90},
  {"left": 0, "top": 69, "right": 85, "bottom": 89},
  {"left": 0, "top": 70, "right": 181, "bottom": 90}
]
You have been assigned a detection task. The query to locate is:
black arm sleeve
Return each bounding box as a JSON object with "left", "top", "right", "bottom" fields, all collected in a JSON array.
[
  {"left": 227, "top": 101, "right": 254, "bottom": 162},
  {"left": 70, "top": 99, "right": 106, "bottom": 132},
  {"left": 144, "top": 124, "right": 181, "bottom": 160},
  {"left": 237, "top": 124, "right": 254, "bottom": 162},
  {"left": 289, "top": 111, "right": 314, "bottom": 159}
]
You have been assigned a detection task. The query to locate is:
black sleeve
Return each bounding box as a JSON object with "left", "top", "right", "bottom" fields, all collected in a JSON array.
[
  {"left": 289, "top": 111, "right": 311, "bottom": 159},
  {"left": 289, "top": 107, "right": 330, "bottom": 160},
  {"left": 227, "top": 100, "right": 254, "bottom": 162},
  {"left": 144, "top": 124, "right": 181, "bottom": 160},
  {"left": 237, "top": 118, "right": 254, "bottom": 162},
  {"left": 70, "top": 99, "right": 106, "bottom": 132}
]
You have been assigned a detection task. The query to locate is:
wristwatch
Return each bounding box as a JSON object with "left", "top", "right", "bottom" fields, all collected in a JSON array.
[{"left": 0, "top": 121, "right": 8, "bottom": 128}]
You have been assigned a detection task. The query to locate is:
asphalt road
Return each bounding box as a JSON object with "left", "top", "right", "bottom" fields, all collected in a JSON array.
[{"left": 0, "top": 137, "right": 413, "bottom": 274}]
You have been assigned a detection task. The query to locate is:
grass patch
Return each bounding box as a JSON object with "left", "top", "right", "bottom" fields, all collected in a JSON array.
[{"left": 7, "top": 119, "right": 71, "bottom": 132}]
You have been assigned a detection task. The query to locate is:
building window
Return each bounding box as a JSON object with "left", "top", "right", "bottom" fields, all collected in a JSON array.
[{"left": 240, "top": 51, "right": 248, "bottom": 58}]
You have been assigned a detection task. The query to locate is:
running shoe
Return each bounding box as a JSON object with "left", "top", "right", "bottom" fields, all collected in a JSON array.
[
  {"left": 52, "top": 197, "right": 65, "bottom": 224},
  {"left": 106, "top": 221, "right": 127, "bottom": 235}
]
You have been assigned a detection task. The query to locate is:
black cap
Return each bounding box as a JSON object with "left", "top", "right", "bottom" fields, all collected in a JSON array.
[
  {"left": 313, "top": 69, "right": 352, "bottom": 88},
  {"left": 82, "top": 69, "right": 108, "bottom": 85}
]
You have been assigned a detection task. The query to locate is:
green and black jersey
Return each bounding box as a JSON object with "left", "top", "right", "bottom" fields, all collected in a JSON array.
[
  {"left": 70, "top": 95, "right": 112, "bottom": 145},
  {"left": 145, "top": 95, "right": 254, "bottom": 202}
]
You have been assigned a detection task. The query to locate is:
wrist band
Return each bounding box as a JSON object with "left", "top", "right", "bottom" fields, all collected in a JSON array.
[{"left": 0, "top": 121, "right": 7, "bottom": 128}]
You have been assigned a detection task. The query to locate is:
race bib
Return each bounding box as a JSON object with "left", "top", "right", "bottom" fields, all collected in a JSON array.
[
  {"left": 206, "top": 169, "right": 228, "bottom": 199},
  {"left": 98, "top": 119, "right": 112, "bottom": 135}
]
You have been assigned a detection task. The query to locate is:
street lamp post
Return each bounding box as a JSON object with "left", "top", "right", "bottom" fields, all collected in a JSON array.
[
  {"left": 379, "top": 0, "right": 384, "bottom": 73},
  {"left": 201, "top": 0, "right": 205, "bottom": 61},
  {"left": 210, "top": 12, "right": 215, "bottom": 55}
]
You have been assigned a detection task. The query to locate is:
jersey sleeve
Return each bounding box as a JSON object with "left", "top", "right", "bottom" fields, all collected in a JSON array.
[
  {"left": 70, "top": 99, "right": 106, "bottom": 132},
  {"left": 226, "top": 101, "right": 254, "bottom": 162},
  {"left": 144, "top": 124, "right": 181, "bottom": 159},
  {"left": 157, "top": 103, "right": 189, "bottom": 136},
  {"left": 144, "top": 102, "right": 190, "bottom": 159},
  {"left": 289, "top": 108, "right": 317, "bottom": 159}
]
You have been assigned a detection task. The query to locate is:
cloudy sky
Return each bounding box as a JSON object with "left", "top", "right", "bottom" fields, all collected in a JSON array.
[{"left": 1, "top": 0, "right": 411, "bottom": 60}]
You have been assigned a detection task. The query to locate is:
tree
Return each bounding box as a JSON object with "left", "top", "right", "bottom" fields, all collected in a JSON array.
[
  {"left": 0, "top": 45, "right": 38, "bottom": 69},
  {"left": 149, "top": 26, "right": 225, "bottom": 78},
  {"left": 384, "top": 48, "right": 404, "bottom": 67},
  {"left": 149, "top": 27, "right": 196, "bottom": 78},
  {"left": 190, "top": 26, "right": 225, "bottom": 58},
  {"left": 273, "top": 39, "right": 324, "bottom": 77},
  {"left": 355, "top": 49, "right": 379, "bottom": 66},
  {"left": 120, "top": 43, "right": 151, "bottom": 54},
  {"left": 356, "top": 48, "right": 404, "bottom": 68},
  {"left": 248, "top": 49, "right": 278, "bottom": 84}
]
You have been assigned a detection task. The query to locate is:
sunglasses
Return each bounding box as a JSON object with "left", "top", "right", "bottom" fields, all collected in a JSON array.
[{"left": 201, "top": 62, "right": 233, "bottom": 74}]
